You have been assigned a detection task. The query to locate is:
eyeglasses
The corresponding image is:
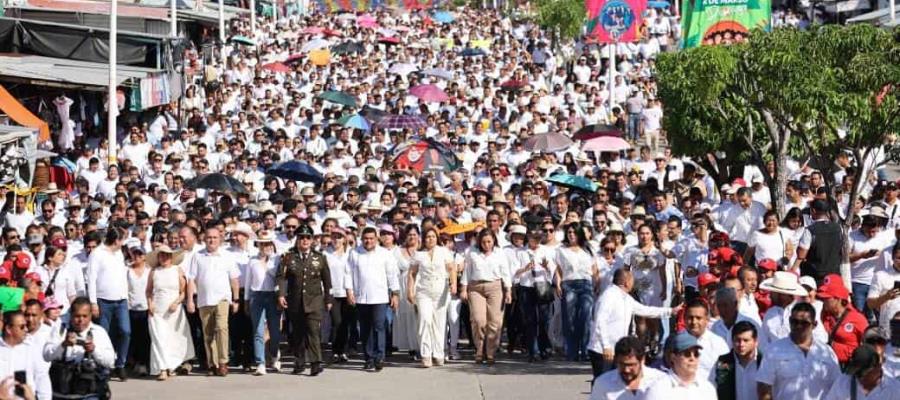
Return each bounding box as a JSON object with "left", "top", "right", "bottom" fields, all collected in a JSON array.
[
  {"left": 543, "top": 229, "right": 554, "bottom": 233},
  {"left": 603, "top": 247, "right": 616, "bottom": 253},
  {"left": 677, "top": 348, "right": 701, "bottom": 359}
]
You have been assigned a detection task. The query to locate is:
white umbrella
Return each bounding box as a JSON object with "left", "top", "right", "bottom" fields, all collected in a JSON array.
[
  {"left": 337, "top": 14, "right": 357, "bottom": 21},
  {"left": 301, "top": 38, "right": 330, "bottom": 53},
  {"left": 389, "top": 63, "right": 419, "bottom": 76}
]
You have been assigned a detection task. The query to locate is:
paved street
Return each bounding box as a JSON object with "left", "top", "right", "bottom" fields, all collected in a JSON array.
[{"left": 109, "top": 358, "right": 593, "bottom": 400}]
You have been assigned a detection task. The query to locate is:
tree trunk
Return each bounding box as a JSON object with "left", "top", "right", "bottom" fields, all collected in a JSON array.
[{"left": 762, "top": 110, "right": 788, "bottom": 217}]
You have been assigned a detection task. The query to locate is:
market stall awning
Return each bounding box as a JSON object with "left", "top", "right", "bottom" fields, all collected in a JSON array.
[
  {"left": 0, "top": 89, "right": 48, "bottom": 142},
  {"left": 846, "top": 7, "right": 898, "bottom": 23},
  {"left": 0, "top": 53, "right": 161, "bottom": 89}
]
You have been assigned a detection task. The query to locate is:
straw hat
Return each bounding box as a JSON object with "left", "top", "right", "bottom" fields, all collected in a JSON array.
[
  {"left": 228, "top": 221, "right": 257, "bottom": 240},
  {"left": 41, "top": 182, "right": 60, "bottom": 194},
  {"left": 254, "top": 230, "right": 275, "bottom": 244},
  {"left": 364, "top": 199, "right": 385, "bottom": 212},
  {"left": 759, "top": 271, "right": 808, "bottom": 297},
  {"left": 147, "top": 245, "right": 185, "bottom": 268}
]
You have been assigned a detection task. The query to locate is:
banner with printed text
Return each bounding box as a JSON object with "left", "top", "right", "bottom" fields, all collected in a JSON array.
[
  {"left": 681, "top": 0, "right": 771, "bottom": 48},
  {"left": 585, "top": 0, "right": 648, "bottom": 43}
]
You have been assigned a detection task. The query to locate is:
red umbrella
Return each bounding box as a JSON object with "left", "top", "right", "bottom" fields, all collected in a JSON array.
[
  {"left": 284, "top": 53, "right": 304, "bottom": 64},
  {"left": 378, "top": 36, "right": 400, "bottom": 45},
  {"left": 301, "top": 27, "right": 324, "bottom": 35},
  {"left": 261, "top": 62, "right": 292, "bottom": 73},
  {"left": 409, "top": 84, "right": 449, "bottom": 103},
  {"left": 500, "top": 79, "right": 529, "bottom": 91},
  {"left": 323, "top": 29, "right": 342, "bottom": 37}
]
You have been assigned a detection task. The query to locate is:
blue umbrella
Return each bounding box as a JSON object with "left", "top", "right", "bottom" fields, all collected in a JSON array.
[
  {"left": 432, "top": 11, "right": 455, "bottom": 24},
  {"left": 338, "top": 114, "right": 371, "bottom": 131},
  {"left": 266, "top": 160, "right": 324, "bottom": 184},
  {"left": 648, "top": 0, "right": 670, "bottom": 8},
  {"left": 459, "top": 48, "right": 486, "bottom": 57},
  {"left": 546, "top": 173, "right": 599, "bottom": 193}
]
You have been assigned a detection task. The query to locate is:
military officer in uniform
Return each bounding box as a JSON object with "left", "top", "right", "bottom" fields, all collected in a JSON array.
[{"left": 277, "top": 224, "right": 332, "bottom": 376}]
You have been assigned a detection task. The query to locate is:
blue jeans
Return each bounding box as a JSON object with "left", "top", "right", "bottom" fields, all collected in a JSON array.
[
  {"left": 249, "top": 291, "right": 281, "bottom": 366},
  {"left": 627, "top": 113, "right": 641, "bottom": 140},
  {"left": 562, "top": 280, "right": 593, "bottom": 361},
  {"left": 851, "top": 282, "right": 873, "bottom": 321},
  {"left": 97, "top": 299, "right": 131, "bottom": 368},
  {"left": 357, "top": 304, "right": 387, "bottom": 363}
]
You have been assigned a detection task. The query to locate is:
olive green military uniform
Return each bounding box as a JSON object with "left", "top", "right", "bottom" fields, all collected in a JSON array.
[{"left": 276, "top": 248, "right": 332, "bottom": 365}]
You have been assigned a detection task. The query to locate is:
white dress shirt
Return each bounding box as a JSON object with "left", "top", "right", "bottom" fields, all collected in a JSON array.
[
  {"left": 345, "top": 246, "right": 399, "bottom": 305},
  {"left": 86, "top": 245, "right": 128, "bottom": 303},
  {"left": 243, "top": 255, "right": 279, "bottom": 296},
  {"left": 695, "top": 330, "right": 730, "bottom": 383},
  {"left": 186, "top": 248, "right": 241, "bottom": 308},
  {"left": 710, "top": 312, "right": 762, "bottom": 349},
  {"left": 514, "top": 246, "right": 556, "bottom": 287},
  {"left": 721, "top": 201, "right": 767, "bottom": 243},
  {"left": 588, "top": 285, "right": 673, "bottom": 353},
  {"left": 35, "top": 264, "right": 77, "bottom": 314},
  {"left": 760, "top": 302, "right": 828, "bottom": 347},
  {"left": 25, "top": 324, "right": 52, "bottom": 400},
  {"left": 462, "top": 248, "right": 511, "bottom": 288},
  {"left": 823, "top": 372, "right": 900, "bottom": 400},
  {"left": 869, "top": 267, "right": 900, "bottom": 336},
  {"left": 0, "top": 338, "right": 36, "bottom": 400},
  {"left": 590, "top": 366, "right": 665, "bottom": 400},
  {"left": 756, "top": 337, "right": 840, "bottom": 400},
  {"left": 642, "top": 371, "right": 718, "bottom": 400},
  {"left": 42, "top": 322, "right": 116, "bottom": 369},
  {"left": 325, "top": 249, "right": 349, "bottom": 298}
]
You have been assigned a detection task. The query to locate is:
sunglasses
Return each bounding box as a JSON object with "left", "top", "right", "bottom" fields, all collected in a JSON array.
[
  {"left": 789, "top": 318, "right": 813, "bottom": 327},
  {"left": 677, "top": 348, "right": 701, "bottom": 359}
]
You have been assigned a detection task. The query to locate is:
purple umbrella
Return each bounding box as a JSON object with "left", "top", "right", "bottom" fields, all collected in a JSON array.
[
  {"left": 376, "top": 114, "right": 428, "bottom": 130},
  {"left": 409, "top": 84, "right": 449, "bottom": 103}
]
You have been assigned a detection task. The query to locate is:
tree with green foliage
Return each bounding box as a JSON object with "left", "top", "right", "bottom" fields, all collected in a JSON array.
[
  {"left": 657, "top": 25, "right": 900, "bottom": 228},
  {"left": 534, "top": 0, "right": 586, "bottom": 47}
]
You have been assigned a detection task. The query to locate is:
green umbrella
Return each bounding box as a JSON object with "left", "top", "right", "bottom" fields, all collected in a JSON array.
[
  {"left": 546, "top": 173, "right": 599, "bottom": 193},
  {"left": 230, "top": 35, "right": 257, "bottom": 46},
  {"left": 317, "top": 91, "right": 358, "bottom": 108},
  {"left": 331, "top": 41, "right": 365, "bottom": 55}
]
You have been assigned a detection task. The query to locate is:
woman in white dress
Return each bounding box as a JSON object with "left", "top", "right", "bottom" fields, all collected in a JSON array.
[
  {"left": 407, "top": 227, "right": 457, "bottom": 367},
  {"left": 146, "top": 245, "right": 194, "bottom": 381},
  {"left": 391, "top": 224, "right": 420, "bottom": 358}
]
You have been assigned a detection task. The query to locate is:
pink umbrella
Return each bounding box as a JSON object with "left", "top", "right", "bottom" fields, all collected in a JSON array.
[
  {"left": 262, "top": 62, "right": 292, "bottom": 73},
  {"left": 357, "top": 14, "right": 378, "bottom": 28},
  {"left": 409, "top": 84, "right": 449, "bottom": 103},
  {"left": 302, "top": 27, "right": 324, "bottom": 35},
  {"left": 581, "top": 136, "right": 632, "bottom": 153}
]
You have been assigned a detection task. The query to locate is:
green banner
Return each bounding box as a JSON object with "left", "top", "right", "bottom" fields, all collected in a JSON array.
[{"left": 681, "top": 0, "right": 771, "bottom": 48}]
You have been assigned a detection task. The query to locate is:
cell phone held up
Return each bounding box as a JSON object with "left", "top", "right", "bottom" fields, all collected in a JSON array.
[
  {"left": 893, "top": 280, "right": 900, "bottom": 291},
  {"left": 13, "top": 370, "right": 25, "bottom": 398}
]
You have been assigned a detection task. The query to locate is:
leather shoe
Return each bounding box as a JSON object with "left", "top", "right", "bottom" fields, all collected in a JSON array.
[
  {"left": 310, "top": 362, "right": 323, "bottom": 376},
  {"left": 115, "top": 367, "right": 128, "bottom": 381},
  {"left": 217, "top": 365, "right": 229, "bottom": 377},
  {"left": 363, "top": 361, "right": 375, "bottom": 370},
  {"left": 374, "top": 361, "right": 384, "bottom": 371},
  {"left": 293, "top": 362, "right": 307, "bottom": 374}
]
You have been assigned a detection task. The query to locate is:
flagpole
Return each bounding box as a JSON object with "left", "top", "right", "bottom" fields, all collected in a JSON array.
[
  {"left": 608, "top": 43, "right": 615, "bottom": 119},
  {"left": 219, "top": 0, "right": 226, "bottom": 69},
  {"left": 108, "top": 0, "right": 118, "bottom": 165},
  {"left": 170, "top": 0, "right": 177, "bottom": 37}
]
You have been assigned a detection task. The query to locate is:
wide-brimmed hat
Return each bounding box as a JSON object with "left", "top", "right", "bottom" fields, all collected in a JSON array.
[
  {"left": 41, "top": 182, "right": 60, "bottom": 194},
  {"left": 147, "top": 245, "right": 185, "bottom": 268},
  {"left": 506, "top": 224, "right": 527, "bottom": 240},
  {"left": 254, "top": 230, "right": 275, "bottom": 243},
  {"left": 364, "top": 199, "right": 385, "bottom": 212},
  {"left": 228, "top": 221, "right": 257, "bottom": 240},
  {"left": 250, "top": 200, "right": 276, "bottom": 213},
  {"left": 759, "top": 271, "right": 808, "bottom": 297}
]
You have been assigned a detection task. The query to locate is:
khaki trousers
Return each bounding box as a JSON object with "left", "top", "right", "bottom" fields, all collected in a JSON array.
[
  {"left": 199, "top": 300, "right": 230, "bottom": 368},
  {"left": 468, "top": 280, "right": 504, "bottom": 359}
]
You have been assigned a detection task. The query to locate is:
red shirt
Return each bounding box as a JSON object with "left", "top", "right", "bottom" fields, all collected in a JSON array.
[{"left": 822, "top": 307, "right": 868, "bottom": 364}]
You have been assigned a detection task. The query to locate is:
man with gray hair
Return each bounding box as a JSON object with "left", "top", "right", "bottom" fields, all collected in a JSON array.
[{"left": 711, "top": 287, "right": 763, "bottom": 349}]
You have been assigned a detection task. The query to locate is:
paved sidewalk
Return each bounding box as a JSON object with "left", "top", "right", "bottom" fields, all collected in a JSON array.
[{"left": 109, "top": 358, "right": 592, "bottom": 400}]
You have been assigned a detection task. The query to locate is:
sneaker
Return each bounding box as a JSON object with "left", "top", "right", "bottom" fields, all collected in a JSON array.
[
  {"left": 254, "top": 364, "right": 267, "bottom": 376},
  {"left": 434, "top": 358, "right": 444, "bottom": 367},
  {"left": 115, "top": 367, "right": 129, "bottom": 381},
  {"left": 422, "top": 358, "right": 432, "bottom": 368},
  {"left": 272, "top": 360, "right": 281, "bottom": 373}
]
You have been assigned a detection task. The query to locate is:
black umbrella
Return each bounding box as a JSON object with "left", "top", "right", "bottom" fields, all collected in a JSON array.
[
  {"left": 331, "top": 41, "right": 365, "bottom": 55},
  {"left": 573, "top": 124, "right": 623, "bottom": 141},
  {"left": 186, "top": 173, "right": 248, "bottom": 194},
  {"left": 360, "top": 106, "right": 389, "bottom": 123},
  {"left": 267, "top": 160, "right": 325, "bottom": 184}
]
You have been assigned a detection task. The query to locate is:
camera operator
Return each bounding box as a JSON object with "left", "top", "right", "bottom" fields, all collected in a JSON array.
[
  {"left": 43, "top": 297, "right": 114, "bottom": 399},
  {"left": 0, "top": 311, "right": 38, "bottom": 400}
]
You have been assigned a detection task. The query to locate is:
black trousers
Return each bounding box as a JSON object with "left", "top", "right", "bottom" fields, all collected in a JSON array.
[
  {"left": 289, "top": 308, "right": 323, "bottom": 364},
  {"left": 518, "top": 287, "right": 552, "bottom": 356},
  {"left": 329, "top": 297, "right": 356, "bottom": 355},
  {"left": 128, "top": 310, "right": 150, "bottom": 368},
  {"left": 229, "top": 295, "right": 254, "bottom": 368},
  {"left": 588, "top": 350, "right": 613, "bottom": 379},
  {"left": 186, "top": 299, "right": 207, "bottom": 368}
]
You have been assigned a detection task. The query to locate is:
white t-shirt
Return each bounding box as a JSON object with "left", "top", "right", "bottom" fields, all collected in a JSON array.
[
  {"left": 849, "top": 230, "right": 890, "bottom": 285},
  {"left": 748, "top": 228, "right": 789, "bottom": 264}
]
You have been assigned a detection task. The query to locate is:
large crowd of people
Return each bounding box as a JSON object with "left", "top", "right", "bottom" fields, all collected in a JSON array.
[{"left": 0, "top": 4, "right": 898, "bottom": 400}]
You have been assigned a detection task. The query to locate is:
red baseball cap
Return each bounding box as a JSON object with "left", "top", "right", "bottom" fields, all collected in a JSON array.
[
  {"left": 24, "top": 272, "right": 42, "bottom": 284},
  {"left": 0, "top": 262, "right": 11, "bottom": 280},
  {"left": 698, "top": 272, "right": 719, "bottom": 288},
  {"left": 732, "top": 178, "right": 747, "bottom": 188},
  {"left": 14, "top": 255, "right": 30, "bottom": 270},
  {"left": 757, "top": 258, "right": 778, "bottom": 272},
  {"left": 817, "top": 274, "right": 849, "bottom": 300}
]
